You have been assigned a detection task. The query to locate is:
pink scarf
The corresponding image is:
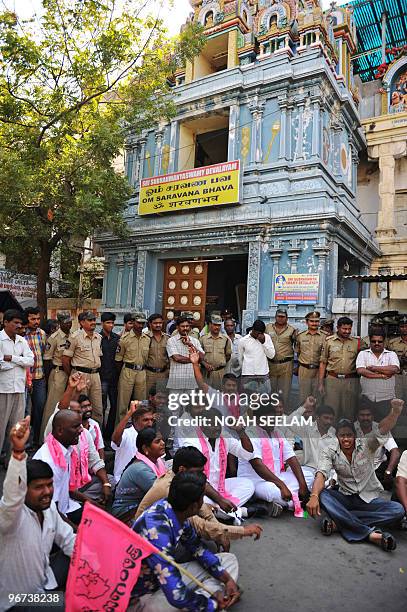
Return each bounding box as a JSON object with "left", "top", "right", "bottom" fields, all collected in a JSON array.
[
  {"left": 93, "top": 423, "right": 100, "bottom": 450},
  {"left": 197, "top": 430, "right": 240, "bottom": 505},
  {"left": 257, "top": 427, "right": 285, "bottom": 473},
  {"left": 135, "top": 452, "right": 167, "bottom": 477},
  {"left": 224, "top": 393, "right": 240, "bottom": 419},
  {"left": 46, "top": 432, "right": 91, "bottom": 491}
]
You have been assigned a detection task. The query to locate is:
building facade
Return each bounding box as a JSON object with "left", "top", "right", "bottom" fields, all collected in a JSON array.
[{"left": 97, "top": 0, "right": 380, "bottom": 330}]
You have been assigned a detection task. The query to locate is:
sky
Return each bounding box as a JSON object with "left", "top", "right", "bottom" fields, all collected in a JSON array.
[{"left": 11, "top": 0, "right": 350, "bottom": 37}]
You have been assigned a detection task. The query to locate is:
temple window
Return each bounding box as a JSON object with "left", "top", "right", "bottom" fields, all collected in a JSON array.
[{"left": 178, "top": 111, "right": 230, "bottom": 171}]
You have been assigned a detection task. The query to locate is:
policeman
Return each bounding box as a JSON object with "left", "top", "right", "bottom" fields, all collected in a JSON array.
[
  {"left": 115, "top": 312, "right": 150, "bottom": 421},
  {"left": 200, "top": 314, "right": 232, "bottom": 390},
  {"left": 320, "top": 318, "right": 334, "bottom": 336},
  {"left": 145, "top": 313, "right": 169, "bottom": 392},
  {"left": 295, "top": 311, "right": 326, "bottom": 404},
  {"left": 387, "top": 315, "right": 407, "bottom": 403},
  {"left": 62, "top": 310, "right": 103, "bottom": 424},
  {"left": 40, "top": 312, "right": 73, "bottom": 440},
  {"left": 265, "top": 308, "right": 297, "bottom": 406},
  {"left": 171, "top": 311, "right": 200, "bottom": 340},
  {"left": 318, "top": 316, "right": 360, "bottom": 420}
]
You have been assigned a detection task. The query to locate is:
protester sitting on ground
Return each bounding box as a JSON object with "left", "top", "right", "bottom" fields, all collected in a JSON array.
[
  {"left": 285, "top": 397, "right": 336, "bottom": 473},
  {"left": 112, "top": 427, "right": 166, "bottom": 522},
  {"left": 395, "top": 450, "right": 407, "bottom": 521},
  {"left": 273, "top": 395, "right": 296, "bottom": 449},
  {"left": 78, "top": 394, "right": 105, "bottom": 460},
  {"left": 34, "top": 409, "right": 112, "bottom": 526},
  {"left": 354, "top": 401, "right": 400, "bottom": 487},
  {"left": 0, "top": 416, "right": 76, "bottom": 611},
  {"left": 306, "top": 399, "right": 405, "bottom": 550},
  {"left": 238, "top": 403, "right": 313, "bottom": 514},
  {"left": 111, "top": 402, "right": 155, "bottom": 483},
  {"left": 175, "top": 407, "right": 255, "bottom": 511},
  {"left": 42, "top": 371, "right": 89, "bottom": 440},
  {"left": 135, "top": 446, "right": 262, "bottom": 549},
  {"left": 148, "top": 385, "right": 171, "bottom": 443},
  {"left": 132, "top": 471, "right": 241, "bottom": 611}
]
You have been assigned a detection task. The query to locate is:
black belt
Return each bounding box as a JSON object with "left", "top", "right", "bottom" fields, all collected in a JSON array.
[
  {"left": 299, "top": 363, "right": 319, "bottom": 370},
  {"left": 74, "top": 366, "right": 100, "bottom": 374},
  {"left": 208, "top": 365, "right": 225, "bottom": 372},
  {"left": 124, "top": 363, "right": 145, "bottom": 371},
  {"left": 52, "top": 365, "right": 64, "bottom": 372},
  {"left": 271, "top": 357, "right": 293, "bottom": 365},
  {"left": 327, "top": 372, "right": 358, "bottom": 379},
  {"left": 146, "top": 366, "right": 168, "bottom": 373}
]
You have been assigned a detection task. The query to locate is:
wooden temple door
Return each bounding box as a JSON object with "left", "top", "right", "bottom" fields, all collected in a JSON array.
[{"left": 163, "top": 260, "right": 208, "bottom": 328}]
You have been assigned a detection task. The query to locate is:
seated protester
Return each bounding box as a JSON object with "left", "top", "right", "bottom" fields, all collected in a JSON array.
[
  {"left": 285, "top": 397, "right": 336, "bottom": 473},
  {"left": 306, "top": 399, "right": 405, "bottom": 550},
  {"left": 42, "top": 371, "right": 89, "bottom": 441},
  {"left": 0, "top": 417, "right": 75, "bottom": 612},
  {"left": 111, "top": 403, "right": 155, "bottom": 484},
  {"left": 132, "top": 472, "right": 241, "bottom": 611},
  {"left": 238, "top": 403, "right": 313, "bottom": 513},
  {"left": 273, "top": 396, "right": 295, "bottom": 449},
  {"left": 395, "top": 450, "right": 407, "bottom": 522},
  {"left": 176, "top": 407, "right": 255, "bottom": 509},
  {"left": 355, "top": 401, "right": 400, "bottom": 488},
  {"left": 78, "top": 394, "right": 105, "bottom": 460},
  {"left": 34, "top": 410, "right": 111, "bottom": 526},
  {"left": 148, "top": 385, "right": 171, "bottom": 443},
  {"left": 112, "top": 428, "right": 166, "bottom": 522},
  {"left": 173, "top": 394, "right": 209, "bottom": 452},
  {"left": 135, "top": 446, "right": 262, "bottom": 548}
]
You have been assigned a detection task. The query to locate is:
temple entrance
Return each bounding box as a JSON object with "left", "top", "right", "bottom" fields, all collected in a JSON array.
[{"left": 205, "top": 255, "right": 248, "bottom": 326}]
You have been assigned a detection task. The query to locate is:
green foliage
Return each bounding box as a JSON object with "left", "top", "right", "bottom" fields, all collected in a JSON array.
[{"left": 0, "top": 0, "right": 204, "bottom": 308}]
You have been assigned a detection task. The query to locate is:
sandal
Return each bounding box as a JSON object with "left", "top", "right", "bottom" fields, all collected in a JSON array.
[
  {"left": 369, "top": 529, "right": 397, "bottom": 551},
  {"left": 321, "top": 517, "right": 335, "bottom": 536}
]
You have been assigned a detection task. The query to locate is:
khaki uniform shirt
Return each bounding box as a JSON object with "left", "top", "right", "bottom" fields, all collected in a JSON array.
[
  {"left": 295, "top": 330, "right": 325, "bottom": 366},
  {"left": 387, "top": 336, "right": 407, "bottom": 371},
  {"left": 63, "top": 329, "right": 102, "bottom": 369},
  {"left": 200, "top": 333, "right": 232, "bottom": 367},
  {"left": 265, "top": 323, "right": 297, "bottom": 361},
  {"left": 320, "top": 334, "right": 359, "bottom": 374},
  {"left": 115, "top": 330, "right": 150, "bottom": 365},
  {"left": 146, "top": 331, "right": 169, "bottom": 369},
  {"left": 44, "top": 329, "right": 71, "bottom": 366}
]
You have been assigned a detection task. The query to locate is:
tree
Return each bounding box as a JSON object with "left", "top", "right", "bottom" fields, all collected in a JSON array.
[{"left": 0, "top": 0, "right": 203, "bottom": 316}]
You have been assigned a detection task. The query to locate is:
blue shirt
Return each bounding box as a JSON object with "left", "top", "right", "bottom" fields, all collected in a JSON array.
[
  {"left": 112, "top": 460, "right": 157, "bottom": 518},
  {"left": 132, "top": 499, "right": 223, "bottom": 611}
]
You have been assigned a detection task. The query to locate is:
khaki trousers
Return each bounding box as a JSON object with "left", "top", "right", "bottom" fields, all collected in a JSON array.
[
  {"left": 207, "top": 367, "right": 226, "bottom": 391},
  {"left": 324, "top": 376, "right": 359, "bottom": 421},
  {"left": 117, "top": 367, "right": 147, "bottom": 422},
  {"left": 146, "top": 370, "right": 169, "bottom": 395},
  {"left": 72, "top": 369, "right": 103, "bottom": 425},
  {"left": 298, "top": 366, "right": 320, "bottom": 404},
  {"left": 269, "top": 362, "right": 293, "bottom": 405},
  {"left": 0, "top": 393, "right": 25, "bottom": 453},
  {"left": 40, "top": 368, "right": 68, "bottom": 441}
]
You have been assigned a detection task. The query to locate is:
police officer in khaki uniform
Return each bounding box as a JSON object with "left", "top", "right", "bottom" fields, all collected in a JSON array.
[
  {"left": 200, "top": 314, "right": 232, "bottom": 390},
  {"left": 320, "top": 318, "right": 334, "bottom": 336},
  {"left": 40, "top": 312, "right": 73, "bottom": 440},
  {"left": 318, "top": 316, "right": 360, "bottom": 421},
  {"left": 171, "top": 311, "right": 200, "bottom": 341},
  {"left": 145, "top": 313, "right": 169, "bottom": 393},
  {"left": 265, "top": 308, "right": 297, "bottom": 405},
  {"left": 296, "top": 311, "right": 326, "bottom": 403},
  {"left": 387, "top": 315, "right": 407, "bottom": 403},
  {"left": 115, "top": 312, "right": 150, "bottom": 421},
  {"left": 62, "top": 310, "right": 103, "bottom": 424}
]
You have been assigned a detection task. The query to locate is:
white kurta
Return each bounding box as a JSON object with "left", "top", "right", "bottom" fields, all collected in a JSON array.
[{"left": 111, "top": 426, "right": 138, "bottom": 484}]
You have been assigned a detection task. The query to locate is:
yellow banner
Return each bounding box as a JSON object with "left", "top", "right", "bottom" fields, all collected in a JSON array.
[{"left": 138, "top": 161, "right": 240, "bottom": 215}]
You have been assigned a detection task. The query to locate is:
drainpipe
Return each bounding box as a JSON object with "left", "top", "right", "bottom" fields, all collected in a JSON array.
[{"left": 381, "top": 12, "right": 387, "bottom": 63}]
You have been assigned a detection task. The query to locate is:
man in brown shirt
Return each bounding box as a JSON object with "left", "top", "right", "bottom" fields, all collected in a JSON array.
[
  {"left": 265, "top": 308, "right": 297, "bottom": 405},
  {"left": 62, "top": 311, "right": 103, "bottom": 424},
  {"left": 135, "top": 446, "right": 262, "bottom": 548},
  {"left": 200, "top": 315, "right": 232, "bottom": 390},
  {"left": 319, "top": 316, "right": 360, "bottom": 420},
  {"left": 145, "top": 313, "right": 169, "bottom": 392},
  {"left": 115, "top": 312, "right": 150, "bottom": 421},
  {"left": 295, "top": 311, "right": 325, "bottom": 403},
  {"left": 387, "top": 316, "right": 407, "bottom": 403}
]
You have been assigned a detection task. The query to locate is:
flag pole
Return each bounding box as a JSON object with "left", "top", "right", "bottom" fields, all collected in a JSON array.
[{"left": 155, "top": 549, "right": 217, "bottom": 597}]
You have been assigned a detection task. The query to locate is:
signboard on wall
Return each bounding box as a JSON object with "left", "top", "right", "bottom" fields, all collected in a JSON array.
[
  {"left": 138, "top": 160, "right": 240, "bottom": 215},
  {"left": 274, "top": 274, "right": 319, "bottom": 305},
  {"left": 0, "top": 270, "right": 37, "bottom": 300}
]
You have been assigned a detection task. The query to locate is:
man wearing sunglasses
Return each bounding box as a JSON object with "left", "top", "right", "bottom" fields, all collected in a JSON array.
[{"left": 356, "top": 331, "right": 400, "bottom": 420}]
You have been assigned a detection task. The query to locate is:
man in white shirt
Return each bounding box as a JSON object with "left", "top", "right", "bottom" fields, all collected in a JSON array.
[
  {"left": 0, "top": 417, "right": 75, "bottom": 611},
  {"left": 238, "top": 320, "right": 275, "bottom": 394},
  {"left": 354, "top": 402, "right": 400, "bottom": 487},
  {"left": 395, "top": 450, "right": 407, "bottom": 520},
  {"left": 356, "top": 332, "right": 400, "bottom": 420},
  {"left": 111, "top": 402, "right": 155, "bottom": 483},
  {"left": 0, "top": 309, "right": 34, "bottom": 454},
  {"left": 166, "top": 316, "right": 204, "bottom": 393}
]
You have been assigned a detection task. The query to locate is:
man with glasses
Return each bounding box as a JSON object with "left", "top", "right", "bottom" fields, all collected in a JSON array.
[{"left": 356, "top": 331, "right": 400, "bottom": 420}]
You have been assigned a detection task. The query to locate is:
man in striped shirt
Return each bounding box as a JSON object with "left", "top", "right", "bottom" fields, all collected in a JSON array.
[{"left": 24, "top": 307, "right": 47, "bottom": 447}]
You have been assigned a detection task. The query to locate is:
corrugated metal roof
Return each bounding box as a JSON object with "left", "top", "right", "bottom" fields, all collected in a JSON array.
[{"left": 346, "top": 0, "right": 407, "bottom": 82}]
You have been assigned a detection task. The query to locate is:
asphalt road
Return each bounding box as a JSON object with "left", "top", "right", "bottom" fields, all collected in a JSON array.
[{"left": 231, "top": 511, "right": 407, "bottom": 612}]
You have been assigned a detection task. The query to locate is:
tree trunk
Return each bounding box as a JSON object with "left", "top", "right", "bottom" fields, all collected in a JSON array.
[{"left": 37, "top": 242, "right": 51, "bottom": 321}]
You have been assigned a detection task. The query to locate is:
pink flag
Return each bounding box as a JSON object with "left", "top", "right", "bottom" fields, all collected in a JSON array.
[{"left": 66, "top": 503, "right": 159, "bottom": 612}]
